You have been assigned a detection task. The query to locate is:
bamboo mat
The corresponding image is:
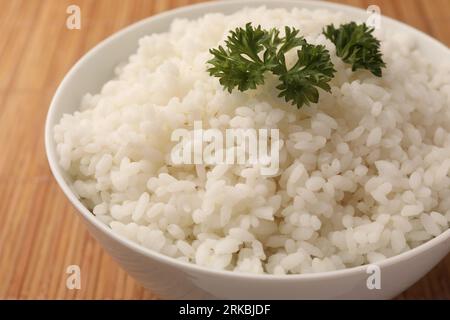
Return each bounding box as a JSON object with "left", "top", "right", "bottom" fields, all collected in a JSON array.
[{"left": 0, "top": 0, "right": 449, "bottom": 300}]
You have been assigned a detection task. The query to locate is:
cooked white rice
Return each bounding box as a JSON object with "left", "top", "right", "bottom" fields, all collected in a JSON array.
[{"left": 54, "top": 7, "right": 450, "bottom": 274}]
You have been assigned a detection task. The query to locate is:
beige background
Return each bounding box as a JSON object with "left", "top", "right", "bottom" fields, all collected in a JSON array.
[{"left": 0, "top": 0, "right": 449, "bottom": 299}]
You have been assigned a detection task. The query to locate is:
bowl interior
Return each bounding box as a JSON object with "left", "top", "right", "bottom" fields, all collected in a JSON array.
[{"left": 45, "top": 0, "right": 450, "bottom": 280}]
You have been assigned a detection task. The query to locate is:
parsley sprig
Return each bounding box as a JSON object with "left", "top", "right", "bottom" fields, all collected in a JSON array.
[
  {"left": 207, "top": 24, "right": 281, "bottom": 92},
  {"left": 323, "top": 22, "right": 386, "bottom": 77},
  {"left": 274, "top": 42, "right": 336, "bottom": 108},
  {"left": 207, "top": 22, "right": 386, "bottom": 109},
  {"left": 207, "top": 23, "right": 335, "bottom": 108}
]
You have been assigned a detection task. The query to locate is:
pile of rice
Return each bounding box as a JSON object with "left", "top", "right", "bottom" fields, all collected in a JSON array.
[{"left": 54, "top": 7, "right": 450, "bottom": 274}]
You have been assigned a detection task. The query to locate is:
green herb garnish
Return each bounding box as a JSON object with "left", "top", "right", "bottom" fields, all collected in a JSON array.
[
  {"left": 207, "top": 23, "right": 336, "bottom": 108},
  {"left": 322, "top": 22, "right": 386, "bottom": 77},
  {"left": 273, "top": 42, "right": 336, "bottom": 109},
  {"left": 207, "top": 22, "right": 386, "bottom": 109}
]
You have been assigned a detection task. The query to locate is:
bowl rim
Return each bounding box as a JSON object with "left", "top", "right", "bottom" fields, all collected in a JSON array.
[{"left": 45, "top": 0, "right": 450, "bottom": 281}]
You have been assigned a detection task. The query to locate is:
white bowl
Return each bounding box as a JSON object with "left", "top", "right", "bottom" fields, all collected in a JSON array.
[{"left": 45, "top": 0, "right": 450, "bottom": 299}]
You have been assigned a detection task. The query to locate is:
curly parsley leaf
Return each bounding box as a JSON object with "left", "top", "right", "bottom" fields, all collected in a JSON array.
[
  {"left": 274, "top": 43, "right": 336, "bottom": 108},
  {"left": 207, "top": 23, "right": 280, "bottom": 92},
  {"left": 207, "top": 24, "right": 336, "bottom": 108},
  {"left": 323, "top": 22, "right": 386, "bottom": 77}
]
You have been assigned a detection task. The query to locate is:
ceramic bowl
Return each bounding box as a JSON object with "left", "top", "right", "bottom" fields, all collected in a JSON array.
[{"left": 45, "top": 0, "right": 450, "bottom": 299}]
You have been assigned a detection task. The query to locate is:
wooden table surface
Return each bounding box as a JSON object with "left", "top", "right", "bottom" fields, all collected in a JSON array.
[{"left": 0, "top": 0, "right": 449, "bottom": 300}]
